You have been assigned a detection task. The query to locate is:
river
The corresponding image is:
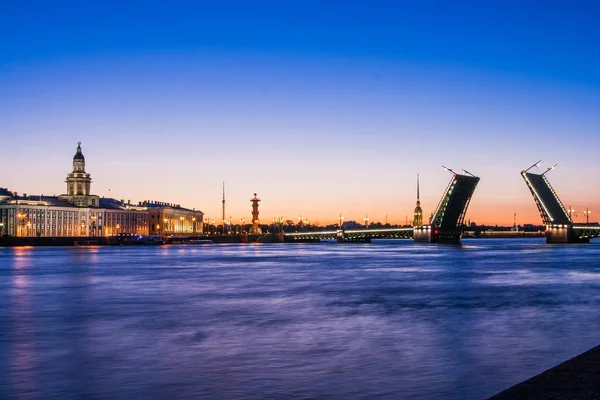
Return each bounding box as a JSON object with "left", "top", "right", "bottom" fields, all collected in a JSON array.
[{"left": 1, "top": 239, "right": 599, "bottom": 399}]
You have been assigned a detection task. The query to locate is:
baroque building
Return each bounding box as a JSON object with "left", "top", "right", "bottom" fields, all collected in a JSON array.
[
  {"left": 58, "top": 142, "right": 99, "bottom": 207},
  {"left": 0, "top": 142, "right": 204, "bottom": 239}
]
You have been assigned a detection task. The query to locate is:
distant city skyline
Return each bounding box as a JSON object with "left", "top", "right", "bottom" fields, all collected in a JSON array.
[{"left": 2, "top": 2, "right": 599, "bottom": 225}]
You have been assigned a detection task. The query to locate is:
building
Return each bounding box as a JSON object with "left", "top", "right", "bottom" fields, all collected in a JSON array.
[
  {"left": 58, "top": 142, "right": 100, "bottom": 207},
  {"left": 0, "top": 143, "right": 206, "bottom": 238},
  {"left": 413, "top": 174, "right": 423, "bottom": 227},
  {"left": 0, "top": 195, "right": 103, "bottom": 237},
  {"left": 142, "top": 201, "right": 204, "bottom": 236},
  {"left": 100, "top": 198, "right": 149, "bottom": 236}
]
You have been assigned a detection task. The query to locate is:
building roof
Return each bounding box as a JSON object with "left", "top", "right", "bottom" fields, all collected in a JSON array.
[
  {"left": 141, "top": 200, "right": 202, "bottom": 214},
  {"left": 99, "top": 198, "right": 131, "bottom": 210},
  {"left": 4, "top": 195, "right": 84, "bottom": 208},
  {"left": 73, "top": 142, "right": 85, "bottom": 161}
]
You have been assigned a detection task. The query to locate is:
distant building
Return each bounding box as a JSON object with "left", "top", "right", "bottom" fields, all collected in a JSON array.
[
  {"left": 0, "top": 195, "right": 103, "bottom": 237},
  {"left": 413, "top": 174, "right": 423, "bottom": 227},
  {"left": 0, "top": 143, "right": 203, "bottom": 238},
  {"left": 142, "top": 201, "right": 204, "bottom": 236},
  {"left": 99, "top": 198, "right": 149, "bottom": 236}
]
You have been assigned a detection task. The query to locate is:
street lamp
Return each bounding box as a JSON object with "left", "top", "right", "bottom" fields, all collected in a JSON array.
[
  {"left": 91, "top": 215, "right": 97, "bottom": 236},
  {"left": 584, "top": 208, "right": 591, "bottom": 224},
  {"left": 116, "top": 224, "right": 120, "bottom": 236},
  {"left": 0, "top": 222, "right": 4, "bottom": 236},
  {"left": 180, "top": 216, "right": 185, "bottom": 233},
  {"left": 192, "top": 217, "right": 196, "bottom": 233},
  {"left": 338, "top": 214, "right": 344, "bottom": 228},
  {"left": 81, "top": 221, "right": 86, "bottom": 236},
  {"left": 568, "top": 206, "right": 575, "bottom": 221},
  {"left": 26, "top": 221, "right": 32, "bottom": 237},
  {"left": 163, "top": 218, "right": 168, "bottom": 234},
  {"left": 240, "top": 217, "right": 245, "bottom": 233},
  {"left": 364, "top": 215, "right": 369, "bottom": 229}
]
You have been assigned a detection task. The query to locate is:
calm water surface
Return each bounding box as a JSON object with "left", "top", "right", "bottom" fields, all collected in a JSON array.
[{"left": 1, "top": 239, "right": 600, "bottom": 399}]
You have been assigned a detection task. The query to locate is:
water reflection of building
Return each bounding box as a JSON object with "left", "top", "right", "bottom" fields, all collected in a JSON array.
[{"left": 0, "top": 143, "right": 203, "bottom": 238}]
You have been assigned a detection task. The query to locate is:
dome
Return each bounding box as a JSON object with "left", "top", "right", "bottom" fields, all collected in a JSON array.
[{"left": 73, "top": 142, "right": 85, "bottom": 161}]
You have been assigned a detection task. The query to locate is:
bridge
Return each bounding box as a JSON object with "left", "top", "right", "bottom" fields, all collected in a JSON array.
[
  {"left": 284, "top": 227, "right": 414, "bottom": 243},
  {"left": 521, "top": 161, "right": 600, "bottom": 243},
  {"left": 284, "top": 169, "right": 479, "bottom": 244}
]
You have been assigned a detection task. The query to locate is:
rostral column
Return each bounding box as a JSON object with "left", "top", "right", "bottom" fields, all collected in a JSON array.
[{"left": 251, "top": 193, "right": 261, "bottom": 234}]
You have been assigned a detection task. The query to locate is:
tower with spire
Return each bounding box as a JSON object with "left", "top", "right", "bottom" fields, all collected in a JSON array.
[
  {"left": 59, "top": 142, "right": 99, "bottom": 207},
  {"left": 413, "top": 174, "right": 423, "bottom": 227},
  {"left": 222, "top": 182, "right": 226, "bottom": 234}
]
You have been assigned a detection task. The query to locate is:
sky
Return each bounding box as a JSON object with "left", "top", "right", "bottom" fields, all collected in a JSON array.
[{"left": 1, "top": 1, "right": 599, "bottom": 226}]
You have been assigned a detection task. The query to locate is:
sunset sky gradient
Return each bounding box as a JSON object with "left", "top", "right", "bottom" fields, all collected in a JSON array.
[{"left": 2, "top": 1, "right": 599, "bottom": 225}]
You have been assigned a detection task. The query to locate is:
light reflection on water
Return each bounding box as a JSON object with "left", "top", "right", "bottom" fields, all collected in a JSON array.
[{"left": 1, "top": 239, "right": 600, "bottom": 399}]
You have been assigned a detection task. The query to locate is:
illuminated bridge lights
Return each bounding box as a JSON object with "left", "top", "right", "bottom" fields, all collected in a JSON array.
[{"left": 521, "top": 172, "right": 554, "bottom": 224}]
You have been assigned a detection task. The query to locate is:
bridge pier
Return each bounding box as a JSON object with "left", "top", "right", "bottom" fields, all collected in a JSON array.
[
  {"left": 413, "top": 226, "right": 431, "bottom": 242},
  {"left": 336, "top": 230, "right": 344, "bottom": 243},
  {"left": 433, "top": 229, "right": 462, "bottom": 244},
  {"left": 546, "top": 225, "right": 590, "bottom": 244},
  {"left": 413, "top": 226, "right": 463, "bottom": 244}
]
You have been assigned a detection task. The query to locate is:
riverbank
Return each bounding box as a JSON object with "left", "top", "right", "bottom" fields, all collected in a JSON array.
[
  {"left": 0, "top": 233, "right": 271, "bottom": 246},
  {"left": 489, "top": 344, "right": 600, "bottom": 399}
]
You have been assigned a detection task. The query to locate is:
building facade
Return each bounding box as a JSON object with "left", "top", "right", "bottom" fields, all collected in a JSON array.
[
  {"left": 143, "top": 201, "right": 204, "bottom": 236},
  {"left": 0, "top": 196, "right": 104, "bottom": 237}
]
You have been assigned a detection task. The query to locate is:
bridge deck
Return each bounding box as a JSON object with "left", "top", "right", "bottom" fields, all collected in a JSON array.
[{"left": 522, "top": 172, "right": 571, "bottom": 225}]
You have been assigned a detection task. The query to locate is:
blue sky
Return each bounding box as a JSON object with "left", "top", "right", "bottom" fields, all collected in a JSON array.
[{"left": 1, "top": 1, "right": 599, "bottom": 224}]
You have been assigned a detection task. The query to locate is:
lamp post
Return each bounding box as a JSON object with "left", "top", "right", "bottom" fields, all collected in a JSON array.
[
  {"left": 81, "top": 221, "right": 86, "bottom": 237},
  {"left": 338, "top": 214, "right": 344, "bottom": 228},
  {"left": 26, "top": 221, "right": 32, "bottom": 237},
  {"left": 0, "top": 222, "right": 4, "bottom": 236},
  {"left": 240, "top": 217, "right": 245, "bottom": 233},
  {"left": 584, "top": 208, "right": 591, "bottom": 224},
  {"left": 568, "top": 206, "right": 575, "bottom": 221},
  {"left": 91, "top": 216, "right": 97, "bottom": 236},
  {"left": 116, "top": 224, "right": 120, "bottom": 236},
  {"left": 364, "top": 215, "right": 369, "bottom": 229},
  {"left": 192, "top": 217, "right": 196, "bottom": 234},
  {"left": 180, "top": 216, "right": 185, "bottom": 234},
  {"left": 163, "top": 218, "right": 168, "bottom": 234}
]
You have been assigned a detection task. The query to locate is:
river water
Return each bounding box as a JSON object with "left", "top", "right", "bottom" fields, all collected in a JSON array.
[{"left": 1, "top": 239, "right": 600, "bottom": 399}]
